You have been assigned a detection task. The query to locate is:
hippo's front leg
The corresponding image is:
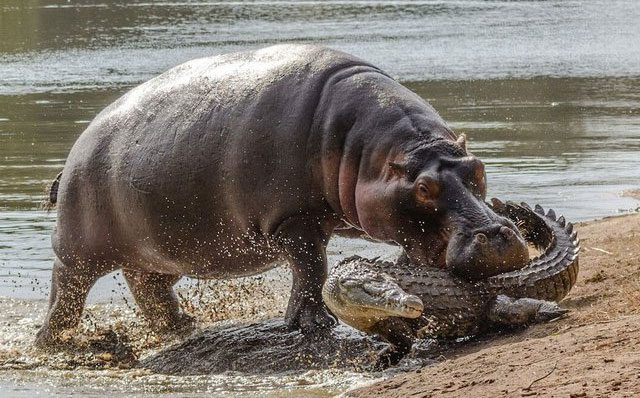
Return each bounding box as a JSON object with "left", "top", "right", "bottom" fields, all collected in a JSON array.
[{"left": 274, "top": 216, "right": 336, "bottom": 333}]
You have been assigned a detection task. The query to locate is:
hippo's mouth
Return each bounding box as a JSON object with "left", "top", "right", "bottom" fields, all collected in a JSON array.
[
  {"left": 445, "top": 220, "right": 530, "bottom": 279},
  {"left": 433, "top": 236, "right": 450, "bottom": 268},
  {"left": 404, "top": 228, "right": 451, "bottom": 269},
  {"left": 405, "top": 212, "right": 529, "bottom": 277}
]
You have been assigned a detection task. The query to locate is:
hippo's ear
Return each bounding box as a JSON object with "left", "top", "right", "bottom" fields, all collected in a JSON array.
[
  {"left": 456, "top": 133, "right": 468, "bottom": 153},
  {"left": 387, "top": 161, "right": 408, "bottom": 180}
]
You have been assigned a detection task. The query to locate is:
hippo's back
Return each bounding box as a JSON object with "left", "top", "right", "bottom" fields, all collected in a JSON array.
[{"left": 53, "top": 45, "right": 377, "bottom": 268}]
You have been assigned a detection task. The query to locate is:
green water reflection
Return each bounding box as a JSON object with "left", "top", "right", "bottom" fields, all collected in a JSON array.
[{"left": 2, "top": 76, "right": 639, "bottom": 213}]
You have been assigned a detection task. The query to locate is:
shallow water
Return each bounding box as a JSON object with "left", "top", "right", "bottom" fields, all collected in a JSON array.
[{"left": 1, "top": 0, "right": 640, "bottom": 396}]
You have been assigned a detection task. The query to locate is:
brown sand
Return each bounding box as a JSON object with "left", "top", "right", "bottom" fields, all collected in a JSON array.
[{"left": 346, "top": 213, "right": 640, "bottom": 398}]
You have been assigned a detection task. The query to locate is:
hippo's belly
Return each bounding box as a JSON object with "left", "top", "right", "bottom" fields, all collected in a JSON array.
[{"left": 131, "top": 233, "right": 284, "bottom": 279}]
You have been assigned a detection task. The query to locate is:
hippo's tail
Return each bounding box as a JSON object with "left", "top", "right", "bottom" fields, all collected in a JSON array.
[{"left": 43, "top": 171, "right": 63, "bottom": 210}]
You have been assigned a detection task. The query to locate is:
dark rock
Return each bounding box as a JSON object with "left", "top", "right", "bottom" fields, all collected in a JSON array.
[{"left": 142, "top": 319, "right": 390, "bottom": 375}]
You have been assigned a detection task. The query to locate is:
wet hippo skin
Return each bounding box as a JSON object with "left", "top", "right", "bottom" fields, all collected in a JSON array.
[{"left": 36, "top": 44, "right": 528, "bottom": 347}]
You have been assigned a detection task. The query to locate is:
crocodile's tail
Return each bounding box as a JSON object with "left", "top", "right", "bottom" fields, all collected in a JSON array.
[
  {"left": 44, "top": 171, "right": 63, "bottom": 209},
  {"left": 485, "top": 200, "right": 580, "bottom": 302}
]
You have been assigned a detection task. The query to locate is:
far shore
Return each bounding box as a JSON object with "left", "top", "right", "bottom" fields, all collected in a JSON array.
[{"left": 623, "top": 189, "right": 640, "bottom": 200}]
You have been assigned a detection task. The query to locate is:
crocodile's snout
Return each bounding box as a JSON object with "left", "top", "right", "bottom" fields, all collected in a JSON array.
[
  {"left": 397, "top": 294, "right": 424, "bottom": 318},
  {"left": 323, "top": 259, "right": 424, "bottom": 332},
  {"left": 342, "top": 272, "right": 424, "bottom": 318}
]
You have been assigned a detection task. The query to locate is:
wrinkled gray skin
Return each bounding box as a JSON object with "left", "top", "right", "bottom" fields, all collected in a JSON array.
[
  {"left": 323, "top": 201, "right": 580, "bottom": 365},
  {"left": 36, "top": 45, "right": 528, "bottom": 347}
]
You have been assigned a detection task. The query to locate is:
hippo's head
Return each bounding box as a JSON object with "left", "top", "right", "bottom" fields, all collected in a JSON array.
[{"left": 354, "top": 134, "right": 529, "bottom": 279}]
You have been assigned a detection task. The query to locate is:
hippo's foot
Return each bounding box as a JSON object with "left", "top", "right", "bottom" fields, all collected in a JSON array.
[
  {"left": 286, "top": 302, "right": 336, "bottom": 334},
  {"left": 123, "top": 269, "right": 196, "bottom": 339},
  {"left": 34, "top": 326, "right": 69, "bottom": 351},
  {"left": 153, "top": 312, "right": 196, "bottom": 338}
]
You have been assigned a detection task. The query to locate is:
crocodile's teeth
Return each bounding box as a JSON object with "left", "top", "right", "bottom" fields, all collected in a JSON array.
[
  {"left": 557, "top": 215, "right": 566, "bottom": 227},
  {"left": 534, "top": 204, "right": 545, "bottom": 214}
]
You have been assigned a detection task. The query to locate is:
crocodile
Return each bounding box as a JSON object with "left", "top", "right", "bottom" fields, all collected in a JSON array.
[{"left": 323, "top": 200, "right": 580, "bottom": 364}]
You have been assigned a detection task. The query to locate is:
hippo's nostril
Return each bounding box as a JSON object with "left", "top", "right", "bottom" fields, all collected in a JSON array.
[
  {"left": 500, "top": 226, "right": 516, "bottom": 240},
  {"left": 474, "top": 233, "right": 488, "bottom": 245}
]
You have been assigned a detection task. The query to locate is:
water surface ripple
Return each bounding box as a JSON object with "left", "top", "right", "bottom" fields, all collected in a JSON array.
[{"left": 2, "top": 0, "right": 640, "bottom": 93}]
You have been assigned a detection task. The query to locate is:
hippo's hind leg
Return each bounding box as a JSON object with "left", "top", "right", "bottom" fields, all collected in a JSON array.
[
  {"left": 122, "top": 270, "right": 195, "bottom": 336},
  {"left": 274, "top": 216, "right": 336, "bottom": 334},
  {"left": 35, "top": 257, "right": 113, "bottom": 349}
]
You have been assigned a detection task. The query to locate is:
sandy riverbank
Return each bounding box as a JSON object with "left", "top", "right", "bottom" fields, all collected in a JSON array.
[{"left": 346, "top": 213, "right": 640, "bottom": 397}]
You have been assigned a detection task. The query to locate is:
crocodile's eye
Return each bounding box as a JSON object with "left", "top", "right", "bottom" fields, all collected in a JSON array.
[
  {"left": 363, "top": 281, "right": 389, "bottom": 296},
  {"left": 339, "top": 277, "right": 359, "bottom": 288}
]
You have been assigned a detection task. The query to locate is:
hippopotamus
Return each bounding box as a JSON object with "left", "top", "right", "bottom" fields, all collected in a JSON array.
[{"left": 36, "top": 44, "right": 528, "bottom": 347}]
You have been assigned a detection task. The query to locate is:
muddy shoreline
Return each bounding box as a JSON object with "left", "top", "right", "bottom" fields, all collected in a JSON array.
[{"left": 345, "top": 213, "right": 640, "bottom": 397}]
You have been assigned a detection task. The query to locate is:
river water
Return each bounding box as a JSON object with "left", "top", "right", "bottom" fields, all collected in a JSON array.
[{"left": 1, "top": 0, "right": 639, "bottom": 396}]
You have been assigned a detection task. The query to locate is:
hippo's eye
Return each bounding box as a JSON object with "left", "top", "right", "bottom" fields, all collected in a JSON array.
[{"left": 415, "top": 178, "right": 440, "bottom": 207}]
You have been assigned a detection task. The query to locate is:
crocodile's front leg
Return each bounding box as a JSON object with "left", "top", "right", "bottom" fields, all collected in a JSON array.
[
  {"left": 370, "top": 318, "right": 415, "bottom": 368},
  {"left": 488, "top": 295, "right": 568, "bottom": 326}
]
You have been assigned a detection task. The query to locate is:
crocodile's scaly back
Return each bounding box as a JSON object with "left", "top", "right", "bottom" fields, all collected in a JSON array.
[
  {"left": 374, "top": 200, "right": 580, "bottom": 307},
  {"left": 484, "top": 200, "right": 580, "bottom": 302},
  {"left": 324, "top": 200, "right": 581, "bottom": 341}
]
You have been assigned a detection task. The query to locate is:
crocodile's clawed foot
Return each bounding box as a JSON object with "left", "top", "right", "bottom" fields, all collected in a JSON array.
[
  {"left": 373, "top": 345, "right": 405, "bottom": 370},
  {"left": 489, "top": 295, "right": 569, "bottom": 326},
  {"left": 534, "top": 301, "right": 570, "bottom": 322}
]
